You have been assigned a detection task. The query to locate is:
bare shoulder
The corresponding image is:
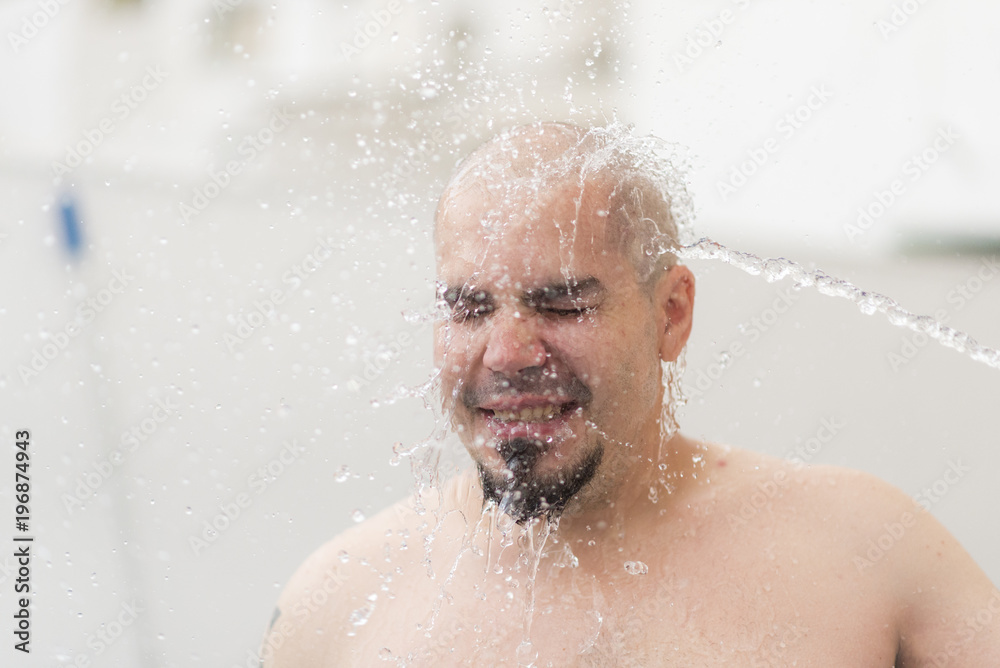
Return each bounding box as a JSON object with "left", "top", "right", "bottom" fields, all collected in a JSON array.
[
  {"left": 261, "top": 474, "right": 482, "bottom": 667},
  {"left": 709, "top": 444, "right": 1000, "bottom": 666},
  {"left": 261, "top": 493, "right": 427, "bottom": 667},
  {"left": 706, "top": 442, "right": 927, "bottom": 524},
  {"left": 703, "top": 444, "right": 987, "bottom": 581},
  {"left": 789, "top": 457, "right": 1000, "bottom": 666},
  {"left": 713, "top": 445, "right": 966, "bottom": 548}
]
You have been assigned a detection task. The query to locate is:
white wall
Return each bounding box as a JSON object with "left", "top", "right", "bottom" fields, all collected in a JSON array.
[{"left": 1, "top": 0, "right": 998, "bottom": 665}]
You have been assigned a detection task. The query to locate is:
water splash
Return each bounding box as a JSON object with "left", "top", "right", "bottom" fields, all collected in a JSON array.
[
  {"left": 514, "top": 515, "right": 556, "bottom": 667},
  {"left": 577, "top": 609, "right": 604, "bottom": 654},
  {"left": 361, "top": 121, "right": 999, "bottom": 664},
  {"left": 421, "top": 499, "right": 501, "bottom": 639},
  {"left": 678, "top": 237, "right": 1000, "bottom": 371}
]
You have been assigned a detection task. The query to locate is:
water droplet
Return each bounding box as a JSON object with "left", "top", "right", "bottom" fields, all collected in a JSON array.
[
  {"left": 351, "top": 509, "right": 366, "bottom": 523},
  {"left": 624, "top": 560, "right": 648, "bottom": 575},
  {"left": 349, "top": 605, "right": 373, "bottom": 627},
  {"left": 515, "top": 640, "right": 536, "bottom": 664}
]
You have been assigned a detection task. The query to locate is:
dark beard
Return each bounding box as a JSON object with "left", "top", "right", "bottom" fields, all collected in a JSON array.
[{"left": 478, "top": 437, "right": 604, "bottom": 524}]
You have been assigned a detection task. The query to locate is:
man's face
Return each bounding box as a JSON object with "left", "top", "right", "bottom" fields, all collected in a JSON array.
[{"left": 434, "top": 178, "right": 671, "bottom": 521}]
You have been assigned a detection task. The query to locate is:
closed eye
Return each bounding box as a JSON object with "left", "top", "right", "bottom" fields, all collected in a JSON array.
[
  {"left": 453, "top": 301, "right": 494, "bottom": 321},
  {"left": 439, "top": 286, "right": 494, "bottom": 323},
  {"left": 524, "top": 278, "right": 603, "bottom": 319},
  {"left": 543, "top": 306, "right": 595, "bottom": 318}
]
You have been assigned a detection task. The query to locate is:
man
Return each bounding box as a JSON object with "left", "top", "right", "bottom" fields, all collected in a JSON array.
[{"left": 265, "top": 122, "right": 1000, "bottom": 666}]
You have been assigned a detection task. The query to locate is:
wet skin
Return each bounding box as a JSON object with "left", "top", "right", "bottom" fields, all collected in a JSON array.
[
  {"left": 267, "top": 448, "right": 1000, "bottom": 667},
  {"left": 267, "top": 143, "right": 1000, "bottom": 667},
  {"left": 432, "top": 178, "right": 690, "bottom": 527}
]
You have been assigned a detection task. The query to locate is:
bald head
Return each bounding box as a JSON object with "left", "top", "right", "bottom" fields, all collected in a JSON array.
[{"left": 435, "top": 121, "right": 684, "bottom": 286}]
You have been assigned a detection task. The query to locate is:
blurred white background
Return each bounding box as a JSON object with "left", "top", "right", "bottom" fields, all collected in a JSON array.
[{"left": 1, "top": 0, "right": 999, "bottom": 665}]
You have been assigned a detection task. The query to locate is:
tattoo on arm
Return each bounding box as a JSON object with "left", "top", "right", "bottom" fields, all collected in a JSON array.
[
  {"left": 268, "top": 607, "right": 281, "bottom": 632},
  {"left": 258, "top": 607, "right": 282, "bottom": 668}
]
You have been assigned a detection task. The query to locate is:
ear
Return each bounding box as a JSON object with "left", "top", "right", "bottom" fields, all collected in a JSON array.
[{"left": 653, "top": 264, "right": 695, "bottom": 363}]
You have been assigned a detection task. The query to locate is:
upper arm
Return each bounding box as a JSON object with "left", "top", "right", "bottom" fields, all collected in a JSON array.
[
  {"left": 260, "top": 540, "right": 357, "bottom": 667},
  {"left": 259, "top": 497, "right": 419, "bottom": 667}
]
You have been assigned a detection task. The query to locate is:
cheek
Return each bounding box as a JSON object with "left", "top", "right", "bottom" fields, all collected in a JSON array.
[
  {"left": 434, "top": 328, "right": 478, "bottom": 394},
  {"left": 598, "top": 323, "right": 661, "bottom": 402},
  {"left": 432, "top": 327, "right": 447, "bottom": 368},
  {"left": 434, "top": 323, "right": 466, "bottom": 365},
  {"left": 541, "top": 327, "right": 600, "bottom": 386}
]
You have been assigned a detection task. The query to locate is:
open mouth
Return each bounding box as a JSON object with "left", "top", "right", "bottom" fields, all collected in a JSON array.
[
  {"left": 487, "top": 402, "right": 576, "bottom": 422},
  {"left": 482, "top": 401, "right": 577, "bottom": 423},
  {"left": 477, "top": 401, "right": 582, "bottom": 442}
]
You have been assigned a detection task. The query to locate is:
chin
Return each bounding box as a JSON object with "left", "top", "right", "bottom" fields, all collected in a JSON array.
[{"left": 477, "top": 439, "right": 604, "bottom": 524}]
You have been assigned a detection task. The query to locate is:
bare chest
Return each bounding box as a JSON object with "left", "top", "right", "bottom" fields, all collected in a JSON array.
[{"left": 351, "top": 556, "right": 895, "bottom": 667}]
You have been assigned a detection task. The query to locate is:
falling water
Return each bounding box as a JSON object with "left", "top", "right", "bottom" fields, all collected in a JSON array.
[
  {"left": 677, "top": 237, "right": 1000, "bottom": 371},
  {"left": 365, "top": 120, "right": 998, "bottom": 665}
]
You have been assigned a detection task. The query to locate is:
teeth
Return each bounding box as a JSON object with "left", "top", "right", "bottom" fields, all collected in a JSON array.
[{"left": 491, "top": 405, "right": 563, "bottom": 422}]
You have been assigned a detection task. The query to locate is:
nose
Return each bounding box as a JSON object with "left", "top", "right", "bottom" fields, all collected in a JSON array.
[{"left": 482, "top": 308, "right": 547, "bottom": 375}]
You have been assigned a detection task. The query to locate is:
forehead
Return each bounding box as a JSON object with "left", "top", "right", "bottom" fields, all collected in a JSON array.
[{"left": 435, "top": 177, "right": 629, "bottom": 288}]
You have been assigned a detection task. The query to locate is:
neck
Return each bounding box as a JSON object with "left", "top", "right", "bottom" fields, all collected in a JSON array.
[
  {"left": 451, "top": 431, "right": 709, "bottom": 574},
  {"left": 553, "top": 431, "right": 702, "bottom": 540}
]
